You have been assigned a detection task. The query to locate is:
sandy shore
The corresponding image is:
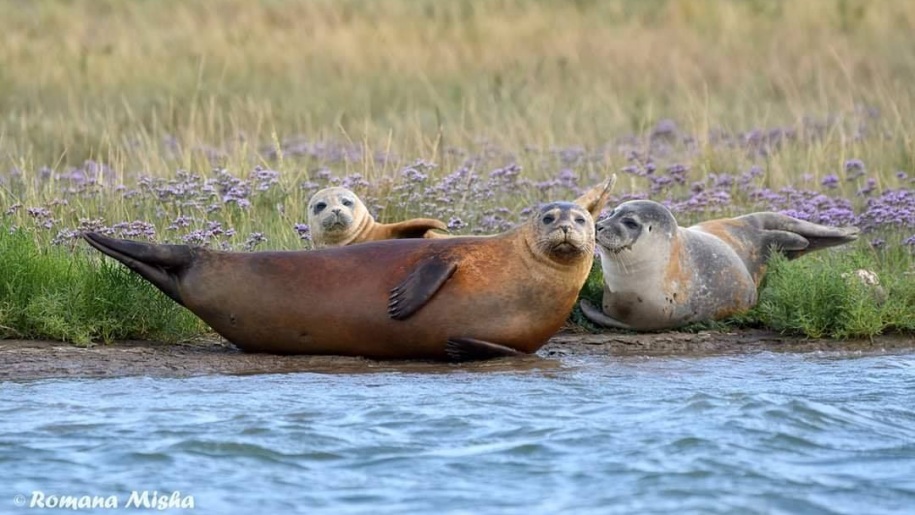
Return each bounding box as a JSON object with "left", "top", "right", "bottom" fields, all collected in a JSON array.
[{"left": 2, "top": 330, "right": 913, "bottom": 381}]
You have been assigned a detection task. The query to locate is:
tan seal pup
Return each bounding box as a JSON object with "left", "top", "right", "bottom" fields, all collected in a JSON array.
[
  {"left": 579, "top": 200, "right": 860, "bottom": 331},
  {"left": 308, "top": 186, "right": 448, "bottom": 247},
  {"left": 83, "top": 200, "right": 601, "bottom": 361}
]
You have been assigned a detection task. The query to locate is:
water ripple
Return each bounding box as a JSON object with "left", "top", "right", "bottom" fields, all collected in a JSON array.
[{"left": 1, "top": 353, "right": 915, "bottom": 513}]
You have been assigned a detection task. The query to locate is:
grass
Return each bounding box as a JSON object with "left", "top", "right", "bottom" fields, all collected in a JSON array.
[
  {"left": 1, "top": 0, "right": 914, "bottom": 343},
  {"left": 0, "top": 227, "right": 203, "bottom": 344},
  {"left": 752, "top": 249, "right": 915, "bottom": 339},
  {"left": 3, "top": 0, "right": 914, "bottom": 186}
]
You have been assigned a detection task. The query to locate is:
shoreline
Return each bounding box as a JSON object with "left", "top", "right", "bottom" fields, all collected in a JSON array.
[{"left": 3, "top": 330, "right": 914, "bottom": 381}]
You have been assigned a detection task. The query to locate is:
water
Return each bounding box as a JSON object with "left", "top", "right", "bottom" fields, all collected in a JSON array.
[{"left": 2, "top": 352, "right": 915, "bottom": 514}]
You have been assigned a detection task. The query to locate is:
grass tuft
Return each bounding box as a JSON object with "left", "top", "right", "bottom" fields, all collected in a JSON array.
[
  {"left": 750, "top": 248, "right": 914, "bottom": 339},
  {"left": 0, "top": 228, "right": 203, "bottom": 344}
]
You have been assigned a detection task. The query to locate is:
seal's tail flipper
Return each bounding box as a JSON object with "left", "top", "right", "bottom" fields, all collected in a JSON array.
[
  {"left": 575, "top": 174, "right": 618, "bottom": 220},
  {"left": 82, "top": 232, "right": 192, "bottom": 304},
  {"left": 738, "top": 213, "right": 861, "bottom": 259}
]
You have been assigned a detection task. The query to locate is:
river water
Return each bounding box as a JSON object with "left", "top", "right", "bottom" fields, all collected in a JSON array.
[{"left": 2, "top": 351, "right": 914, "bottom": 514}]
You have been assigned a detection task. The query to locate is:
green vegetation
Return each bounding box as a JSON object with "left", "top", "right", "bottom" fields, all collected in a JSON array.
[
  {"left": 0, "top": 227, "right": 203, "bottom": 344},
  {"left": 752, "top": 250, "right": 915, "bottom": 339},
  {"left": 1, "top": 0, "right": 913, "bottom": 343}
]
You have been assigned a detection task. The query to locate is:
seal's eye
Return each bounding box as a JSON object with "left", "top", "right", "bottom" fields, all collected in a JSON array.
[
  {"left": 575, "top": 216, "right": 587, "bottom": 225},
  {"left": 542, "top": 214, "right": 555, "bottom": 225},
  {"left": 314, "top": 202, "right": 327, "bottom": 214},
  {"left": 342, "top": 198, "right": 354, "bottom": 207},
  {"left": 622, "top": 219, "right": 639, "bottom": 230}
]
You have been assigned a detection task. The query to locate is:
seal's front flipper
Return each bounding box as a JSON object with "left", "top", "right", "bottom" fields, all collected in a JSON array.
[
  {"left": 386, "top": 218, "right": 449, "bottom": 239},
  {"left": 445, "top": 337, "right": 525, "bottom": 362},
  {"left": 83, "top": 232, "right": 192, "bottom": 304},
  {"left": 579, "top": 299, "right": 635, "bottom": 330},
  {"left": 388, "top": 255, "right": 458, "bottom": 320}
]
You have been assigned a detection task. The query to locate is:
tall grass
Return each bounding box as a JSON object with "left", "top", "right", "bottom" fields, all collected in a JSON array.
[
  {"left": 1, "top": 0, "right": 913, "bottom": 342},
  {"left": 2, "top": 0, "right": 913, "bottom": 182}
]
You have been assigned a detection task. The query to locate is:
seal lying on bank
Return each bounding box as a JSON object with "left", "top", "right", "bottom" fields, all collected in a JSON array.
[
  {"left": 308, "top": 186, "right": 448, "bottom": 247},
  {"left": 579, "top": 200, "right": 860, "bottom": 331},
  {"left": 83, "top": 189, "right": 611, "bottom": 361}
]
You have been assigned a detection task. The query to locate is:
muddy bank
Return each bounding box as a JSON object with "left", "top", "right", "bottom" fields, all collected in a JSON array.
[{"left": 2, "top": 330, "right": 913, "bottom": 381}]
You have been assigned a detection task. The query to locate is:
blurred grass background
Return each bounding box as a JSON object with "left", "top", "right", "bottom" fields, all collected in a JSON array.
[{"left": 2, "top": 0, "right": 913, "bottom": 182}]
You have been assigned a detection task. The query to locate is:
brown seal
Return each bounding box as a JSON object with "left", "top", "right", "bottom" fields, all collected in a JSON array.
[
  {"left": 580, "top": 200, "right": 860, "bottom": 330},
  {"left": 83, "top": 199, "right": 603, "bottom": 361},
  {"left": 308, "top": 186, "right": 448, "bottom": 247}
]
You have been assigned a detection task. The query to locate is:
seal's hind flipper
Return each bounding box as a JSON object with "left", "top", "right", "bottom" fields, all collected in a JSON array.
[
  {"left": 82, "top": 232, "right": 192, "bottom": 304},
  {"left": 385, "top": 218, "right": 449, "bottom": 239},
  {"left": 737, "top": 213, "right": 861, "bottom": 259},
  {"left": 574, "top": 175, "right": 618, "bottom": 220},
  {"left": 579, "top": 299, "right": 635, "bottom": 330},
  {"left": 387, "top": 255, "right": 458, "bottom": 320},
  {"left": 445, "top": 338, "right": 525, "bottom": 362}
]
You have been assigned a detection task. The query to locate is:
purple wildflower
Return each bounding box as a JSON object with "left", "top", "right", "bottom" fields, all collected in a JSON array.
[
  {"left": 667, "top": 164, "right": 689, "bottom": 184},
  {"left": 447, "top": 217, "right": 465, "bottom": 231},
  {"left": 857, "top": 178, "right": 877, "bottom": 197},
  {"left": 845, "top": 159, "right": 866, "bottom": 180},
  {"left": 51, "top": 229, "right": 81, "bottom": 247},
  {"left": 26, "top": 207, "right": 51, "bottom": 219},
  {"left": 341, "top": 173, "right": 370, "bottom": 190},
  {"left": 294, "top": 223, "right": 311, "bottom": 241},
  {"left": 821, "top": 174, "right": 839, "bottom": 188},
  {"left": 650, "top": 119, "right": 678, "bottom": 141},
  {"left": 244, "top": 232, "right": 267, "bottom": 250},
  {"left": 557, "top": 169, "right": 577, "bottom": 187},
  {"left": 251, "top": 166, "right": 280, "bottom": 191},
  {"left": 182, "top": 231, "right": 208, "bottom": 245},
  {"left": 111, "top": 221, "right": 157, "bottom": 240}
]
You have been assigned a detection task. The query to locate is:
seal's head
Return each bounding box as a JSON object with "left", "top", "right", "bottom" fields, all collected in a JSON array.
[
  {"left": 595, "top": 200, "right": 677, "bottom": 254},
  {"left": 528, "top": 202, "right": 595, "bottom": 264},
  {"left": 307, "top": 187, "right": 371, "bottom": 247}
]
